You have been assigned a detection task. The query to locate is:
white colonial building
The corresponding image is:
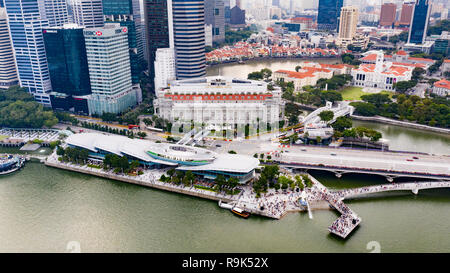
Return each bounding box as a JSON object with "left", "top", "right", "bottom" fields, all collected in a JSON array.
[
  {"left": 432, "top": 79, "right": 450, "bottom": 97},
  {"left": 352, "top": 51, "right": 415, "bottom": 90},
  {"left": 154, "top": 76, "right": 284, "bottom": 128},
  {"left": 273, "top": 63, "right": 353, "bottom": 92}
]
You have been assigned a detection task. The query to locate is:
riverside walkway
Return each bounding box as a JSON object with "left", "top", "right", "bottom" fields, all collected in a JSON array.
[{"left": 333, "top": 181, "right": 450, "bottom": 200}]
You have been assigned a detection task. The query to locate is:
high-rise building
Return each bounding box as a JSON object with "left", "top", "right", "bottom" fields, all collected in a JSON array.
[
  {"left": 205, "top": 0, "right": 225, "bottom": 45},
  {"left": 399, "top": 3, "right": 414, "bottom": 26},
  {"left": 144, "top": 0, "right": 171, "bottom": 92},
  {"left": 230, "top": 5, "right": 245, "bottom": 28},
  {"left": 83, "top": 24, "right": 138, "bottom": 114},
  {"left": 379, "top": 3, "right": 397, "bottom": 27},
  {"left": 4, "top": 0, "right": 52, "bottom": 106},
  {"left": 338, "top": 6, "right": 359, "bottom": 46},
  {"left": 172, "top": 0, "right": 206, "bottom": 79},
  {"left": 38, "top": 0, "right": 70, "bottom": 27},
  {"left": 272, "top": 0, "right": 279, "bottom": 7},
  {"left": 317, "top": 0, "right": 344, "bottom": 31},
  {"left": 408, "top": 0, "right": 431, "bottom": 44},
  {"left": 43, "top": 24, "right": 91, "bottom": 113},
  {"left": 103, "top": 0, "right": 145, "bottom": 84},
  {"left": 71, "top": 0, "right": 104, "bottom": 28},
  {"left": 154, "top": 48, "right": 176, "bottom": 91},
  {"left": 0, "top": 7, "right": 18, "bottom": 89}
]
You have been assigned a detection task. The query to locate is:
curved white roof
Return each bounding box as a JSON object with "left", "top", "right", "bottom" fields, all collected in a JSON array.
[
  {"left": 66, "top": 133, "right": 259, "bottom": 172},
  {"left": 148, "top": 143, "right": 217, "bottom": 162},
  {"left": 176, "top": 154, "right": 260, "bottom": 174}
]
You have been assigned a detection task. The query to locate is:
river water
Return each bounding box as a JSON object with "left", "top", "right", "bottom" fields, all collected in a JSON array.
[{"left": 0, "top": 59, "right": 448, "bottom": 252}]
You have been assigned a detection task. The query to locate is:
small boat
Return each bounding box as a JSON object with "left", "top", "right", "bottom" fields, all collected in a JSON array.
[
  {"left": 237, "top": 60, "right": 245, "bottom": 64},
  {"left": 231, "top": 207, "right": 250, "bottom": 218}
]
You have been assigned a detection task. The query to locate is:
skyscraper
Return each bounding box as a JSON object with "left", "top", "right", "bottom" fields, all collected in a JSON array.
[
  {"left": 379, "top": 3, "right": 396, "bottom": 27},
  {"left": 399, "top": 3, "right": 414, "bottom": 26},
  {"left": 338, "top": 6, "right": 358, "bottom": 40},
  {"left": 408, "top": 0, "right": 431, "bottom": 44},
  {"left": 83, "top": 24, "right": 137, "bottom": 114},
  {"left": 43, "top": 24, "right": 91, "bottom": 113},
  {"left": 205, "top": 0, "right": 225, "bottom": 45},
  {"left": 0, "top": 7, "right": 18, "bottom": 89},
  {"left": 317, "top": 0, "right": 344, "bottom": 31},
  {"left": 103, "top": 0, "right": 145, "bottom": 84},
  {"left": 144, "top": 0, "right": 171, "bottom": 92},
  {"left": 4, "top": 0, "right": 52, "bottom": 106},
  {"left": 172, "top": 0, "right": 206, "bottom": 79},
  {"left": 71, "top": 0, "right": 104, "bottom": 28},
  {"left": 38, "top": 0, "right": 70, "bottom": 27}
]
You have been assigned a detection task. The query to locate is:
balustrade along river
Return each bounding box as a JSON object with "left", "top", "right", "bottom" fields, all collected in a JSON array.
[{"left": 0, "top": 59, "right": 448, "bottom": 252}]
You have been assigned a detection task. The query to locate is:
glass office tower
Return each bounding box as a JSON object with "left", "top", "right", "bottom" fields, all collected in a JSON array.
[
  {"left": 408, "top": 0, "right": 431, "bottom": 45},
  {"left": 144, "top": 0, "right": 171, "bottom": 92},
  {"left": 317, "top": 0, "right": 344, "bottom": 31},
  {"left": 43, "top": 25, "right": 91, "bottom": 114}
]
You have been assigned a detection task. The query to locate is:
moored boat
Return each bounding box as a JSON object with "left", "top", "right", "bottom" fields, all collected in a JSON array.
[
  {"left": 231, "top": 207, "right": 250, "bottom": 218},
  {"left": 0, "top": 154, "right": 25, "bottom": 175}
]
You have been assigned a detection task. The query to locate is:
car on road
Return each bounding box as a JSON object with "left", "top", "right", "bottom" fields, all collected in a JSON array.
[
  {"left": 301, "top": 148, "right": 307, "bottom": 151},
  {"left": 215, "top": 144, "right": 221, "bottom": 147},
  {"left": 413, "top": 156, "right": 419, "bottom": 159},
  {"left": 330, "top": 153, "right": 337, "bottom": 156},
  {"left": 406, "top": 159, "right": 413, "bottom": 162}
]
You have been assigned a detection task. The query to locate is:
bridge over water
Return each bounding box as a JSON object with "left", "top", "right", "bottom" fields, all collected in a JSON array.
[
  {"left": 276, "top": 146, "right": 450, "bottom": 182},
  {"left": 332, "top": 181, "right": 450, "bottom": 200}
]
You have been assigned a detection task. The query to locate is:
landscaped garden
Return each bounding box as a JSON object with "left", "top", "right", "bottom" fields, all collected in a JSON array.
[{"left": 339, "top": 87, "right": 393, "bottom": 101}]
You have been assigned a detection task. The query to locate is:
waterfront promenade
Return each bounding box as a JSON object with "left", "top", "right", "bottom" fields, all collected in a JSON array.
[
  {"left": 43, "top": 151, "right": 450, "bottom": 239},
  {"left": 333, "top": 181, "right": 450, "bottom": 200}
]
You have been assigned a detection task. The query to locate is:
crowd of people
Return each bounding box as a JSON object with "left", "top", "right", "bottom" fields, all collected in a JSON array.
[{"left": 328, "top": 213, "right": 360, "bottom": 238}]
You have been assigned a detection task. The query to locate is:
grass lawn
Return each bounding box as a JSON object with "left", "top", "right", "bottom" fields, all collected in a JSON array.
[
  {"left": 340, "top": 87, "right": 393, "bottom": 101},
  {"left": 0, "top": 135, "right": 9, "bottom": 141}
]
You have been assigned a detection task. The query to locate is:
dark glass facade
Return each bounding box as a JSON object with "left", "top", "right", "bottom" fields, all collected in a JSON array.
[
  {"left": 144, "top": 0, "right": 170, "bottom": 91},
  {"left": 43, "top": 27, "right": 91, "bottom": 97},
  {"left": 408, "top": 0, "right": 430, "bottom": 44},
  {"left": 102, "top": 0, "right": 132, "bottom": 15},
  {"left": 433, "top": 39, "right": 449, "bottom": 56},
  {"left": 317, "top": 0, "right": 344, "bottom": 31}
]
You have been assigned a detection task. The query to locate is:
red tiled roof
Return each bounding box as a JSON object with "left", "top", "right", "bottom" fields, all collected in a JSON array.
[
  {"left": 396, "top": 50, "right": 407, "bottom": 56},
  {"left": 434, "top": 79, "right": 450, "bottom": 90},
  {"left": 361, "top": 54, "right": 377, "bottom": 61},
  {"left": 407, "top": 57, "right": 434, "bottom": 63},
  {"left": 275, "top": 69, "right": 317, "bottom": 79},
  {"left": 444, "top": 59, "right": 450, "bottom": 63}
]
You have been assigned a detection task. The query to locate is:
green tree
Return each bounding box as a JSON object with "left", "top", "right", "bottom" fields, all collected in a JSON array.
[{"left": 319, "top": 110, "right": 334, "bottom": 122}]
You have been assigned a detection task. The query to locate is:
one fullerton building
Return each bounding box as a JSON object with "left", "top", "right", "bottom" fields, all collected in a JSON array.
[{"left": 154, "top": 76, "right": 284, "bottom": 134}]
